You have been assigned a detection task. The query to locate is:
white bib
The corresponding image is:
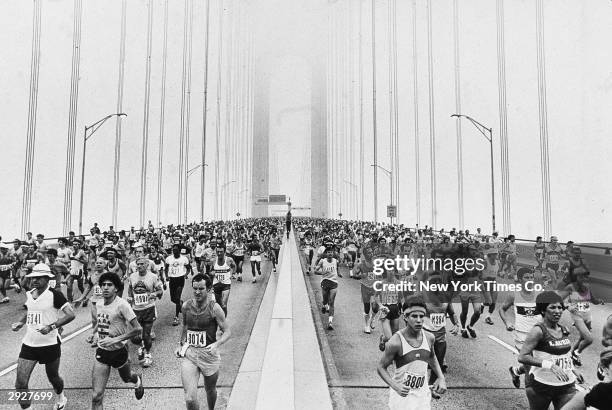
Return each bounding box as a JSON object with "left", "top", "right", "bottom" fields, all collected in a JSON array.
[
  {"left": 402, "top": 372, "right": 426, "bottom": 390},
  {"left": 134, "top": 293, "right": 149, "bottom": 306},
  {"left": 186, "top": 330, "right": 207, "bottom": 347},
  {"left": 27, "top": 311, "right": 42, "bottom": 326},
  {"left": 430, "top": 312, "right": 445, "bottom": 327}
]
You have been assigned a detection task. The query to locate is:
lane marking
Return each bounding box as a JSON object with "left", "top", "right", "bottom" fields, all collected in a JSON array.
[
  {"left": 487, "top": 334, "right": 589, "bottom": 392},
  {"left": 0, "top": 323, "right": 92, "bottom": 377}
]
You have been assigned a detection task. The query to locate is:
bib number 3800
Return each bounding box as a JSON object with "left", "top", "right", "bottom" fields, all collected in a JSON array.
[{"left": 402, "top": 372, "right": 425, "bottom": 389}]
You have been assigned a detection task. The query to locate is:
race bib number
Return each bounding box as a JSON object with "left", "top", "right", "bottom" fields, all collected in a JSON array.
[
  {"left": 49, "top": 280, "right": 57, "bottom": 289},
  {"left": 26, "top": 311, "right": 42, "bottom": 326},
  {"left": 93, "top": 285, "right": 103, "bottom": 297},
  {"left": 187, "top": 330, "right": 207, "bottom": 347},
  {"left": 383, "top": 292, "right": 398, "bottom": 305},
  {"left": 402, "top": 372, "right": 426, "bottom": 389},
  {"left": 549, "top": 254, "right": 559, "bottom": 262},
  {"left": 576, "top": 302, "right": 590, "bottom": 312},
  {"left": 134, "top": 293, "right": 149, "bottom": 306},
  {"left": 430, "top": 313, "right": 445, "bottom": 327},
  {"left": 554, "top": 356, "right": 574, "bottom": 371},
  {"left": 366, "top": 272, "right": 375, "bottom": 281},
  {"left": 217, "top": 273, "right": 227, "bottom": 282}
]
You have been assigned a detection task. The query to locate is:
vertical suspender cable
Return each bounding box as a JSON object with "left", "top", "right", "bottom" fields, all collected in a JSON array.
[
  {"left": 387, "top": 0, "right": 394, "bottom": 223},
  {"left": 392, "top": 0, "right": 400, "bottom": 223},
  {"left": 453, "top": 0, "right": 463, "bottom": 229},
  {"left": 157, "top": 0, "right": 169, "bottom": 226},
  {"left": 246, "top": 22, "right": 254, "bottom": 217},
  {"left": 496, "top": 0, "right": 511, "bottom": 235},
  {"left": 184, "top": 0, "right": 194, "bottom": 224},
  {"left": 201, "top": 0, "right": 211, "bottom": 222},
  {"left": 178, "top": 0, "right": 189, "bottom": 223},
  {"left": 63, "top": 0, "right": 83, "bottom": 235},
  {"left": 348, "top": 0, "right": 356, "bottom": 220},
  {"left": 358, "top": 0, "right": 365, "bottom": 221},
  {"left": 426, "top": 0, "right": 437, "bottom": 228},
  {"left": 326, "top": 10, "right": 332, "bottom": 217},
  {"left": 371, "top": 0, "right": 378, "bottom": 222},
  {"left": 112, "top": 0, "right": 127, "bottom": 228},
  {"left": 22, "top": 0, "right": 42, "bottom": 237},
  {"left": 214, "top": 0, "right": 224, "bottom": 219},
  {"left": 412, "top": 0, "right": 420, "bottom": 225},
  {"left": 140, "top": 0, "right": 154, "bottom": 228},
  {"left": 536, "top": 0, "right": 552, "bottom": 238},
  {"left": 223, "top": 0, "right": 234, "bottom": 220}
]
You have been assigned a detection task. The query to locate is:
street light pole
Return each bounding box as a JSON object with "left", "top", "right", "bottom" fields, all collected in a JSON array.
[
  {"left": 371, "top": 164, "right": 392, "bottom": 224},
  {"left": 220, "top": 180, "right": 236, "bottom": 220},
  {"left": 78, "top": 113, "right": 127, "bottom": 235},
  {"left": 451, "top": 114, "right": 495, "bottom": 233},
  {"left": 329, "top": 189, "right": 342, "bottom": 218}
]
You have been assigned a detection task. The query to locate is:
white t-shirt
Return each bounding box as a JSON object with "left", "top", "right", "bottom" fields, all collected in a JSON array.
[
  {"left": 165, "top": 255, "right": 190, "bottom": 278},
  {"left": 23, "top": 288, "right": 69, "bottom": 347}
]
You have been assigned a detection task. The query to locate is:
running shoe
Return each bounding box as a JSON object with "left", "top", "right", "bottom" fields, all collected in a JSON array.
[
  {"left": 321, "top": 305, "right": 327, "bottom": 314},
  {"left": 172, "top": 317, "right": 180, "bottom": 326},
  {"left": 485, "top": 317, "right": 494, "bottom": 325},
  {"left": 143, "top": 353, "right": 152, "bottom": 368},
  {"left": 597, "top": 364, "right": 605, "bottom": 381},
  {"left": 461, "top": 329, "right": 469, "bottom": 339},
  {"left": 509, "top": 366, "right": 521, "bottom": 388},
  {"left": 364, "top": 325, "right": 371, "bottom": 334},
  {"left": 137, "top": 346, "right": 145, "bottom": 362},
  {"left": 369, "top": 312, "right": 379, "bottom": 330},
  {"left": 0, "top": 297, "right": 9, "bottom": 303},
  {"left": 467, "top": 326, "right": 477, "bottom": 338},
  {"left": 378, "top": 335, "right": 386, "bottom": 352},
  {"left": 150, "top": 329, "right": 156, "bottom": 340},
  {"left": 349, "top": 270, "right": 353, "bottom": 278},
  {"left": 479, "top": 305, "right": 484, "bottom": 314},
  {"left": 134, "top": 374, "right": 144, "bottom": 400},
  {"left": 54, "top": 395, "right": 67, "bottom": 410},
  {"left": 327, "top": 321, "right": 334, "bottom": 330},
  {"left": 571, "top": 351, "right": 582, "bottom": 367},
  {"left": 252, "top": 278, "right": 257, "bottom": 283},
  {"left": 237, "top": 276, "right": 242, "bottom": 282}
]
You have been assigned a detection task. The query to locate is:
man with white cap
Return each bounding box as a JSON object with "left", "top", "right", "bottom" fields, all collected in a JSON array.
[{"left": 11, "top": 263, "right": 75, "bottom": 410}]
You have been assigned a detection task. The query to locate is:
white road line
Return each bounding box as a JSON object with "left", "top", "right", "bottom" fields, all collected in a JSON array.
[
  {"left": 0, "top": 323, "right": 92, "bottom": 377},
  {"left": 487, "top": 334, "right": 589, "bottom": 392}
]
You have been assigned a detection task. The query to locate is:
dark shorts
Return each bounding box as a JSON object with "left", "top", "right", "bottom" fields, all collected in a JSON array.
[
  {"left": 135, "top": 306, "right": 157, "bottom": 323},
  {"left": 321, "top": 279, "right": 338, "bottom": 291},
  {"left": 460, "top": 292, "right": 483, "bottom": 304},
  {"left": 382, "top": 303, "right": 400, "bottom": 320},
  {"left": 233, "top": 255, "right": 244, "bottom": 263},
  {"left": 0, "top": 270, "right": 9, "bottom": 280},
  {"left": 19, "top": 343, "right": 61, "bottom": 364},
  {"left": 527, "top": 377, "right": 576, "bottom": 401},
  {"left": 213, "top": 282, "right": 231, "bottom": 293},
  {"left": 96, "top": 346, "right": 129, "bottom": 368},
  {"left": 546, "top": 263, "right": 560, "bottom": 271}
]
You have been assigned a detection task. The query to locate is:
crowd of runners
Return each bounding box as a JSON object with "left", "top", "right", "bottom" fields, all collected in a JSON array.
[
  {"left": 0, "top": 216, "right": 611, "bottom": 409},
  {"left": 0, "top": 218, "right": 284, "bottom": 409},
  {"left": 293, "top": 218, "right": 612, "bottom": 410}
]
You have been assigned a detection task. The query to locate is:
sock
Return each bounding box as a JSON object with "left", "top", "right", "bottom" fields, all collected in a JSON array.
[
  {"left": 57, "top": 392, "right": 66, "bottom": 402},
  {"left": 484, "top": 311, "right": 490, "bottom": 319},
  {"left": 135, "top": 375, "right": 142, "bottom": 387},
  {"left": 329, "top": 315, "right": 333, "bottom": 322}
]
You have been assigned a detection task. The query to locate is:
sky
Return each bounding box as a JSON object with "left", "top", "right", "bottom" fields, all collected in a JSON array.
[{"left": 1, "top": 0, "right": 611, "bottom": 243}]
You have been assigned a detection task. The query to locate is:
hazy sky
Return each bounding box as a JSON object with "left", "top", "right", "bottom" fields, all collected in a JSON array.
[{"left": 1, "top": 0, "right": 611, "bottom": 242}]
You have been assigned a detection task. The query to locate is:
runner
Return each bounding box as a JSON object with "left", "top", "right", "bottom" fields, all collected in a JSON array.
[
  {"left": 165, "top": 244, "right": 192, "bottom": 326},
  {"left": 269, "top": 230, "right": 282, "bottom": 273},
  {"left": 559, "top": 267, "right": 602, "bottom": 367},
  {"left": 74, "top": 257, "right": 108, "bottom": 347},
  {"left": 353, "top": 246, "right": 378, "bottom": 334},
  {"left": 534, "top": 236, "right": 546, "bottom": 270},
  {"left": 105, "top": 248, "right": 127, "bottom": 297},
  {"left": 127, "top": 256, "right": 163, "bottom": 367},
  {"left": 211, "top": 241, "right": 236, "bottom": 317},
  {"left": 176, "top": 274, "right": 231, "bottom": 410},
  {"left": 517, "top": 290, "right": 581, "bottom": 410},
  {"left": 232, "top": 236, "right": 246, "bottom": 282},
  {"left": 376, "top": 255, "right": 404, "bottom": 351},
  {"left": 500, "top": 267, "right": 541, "bottom": 388},
  {"left": 302, "top": 231, "right": 315, "bottom": 274},
  {"left": 481, "top": 246, "right": 500, "bottom": 325},
  {"left": 11, "top": 263, "right": 75, "bottom": 410},
  {"left": 67, "top": 240, "right": 86, "bottom": 302},
  {"left": 560, "top": 347, "right": 612, "bottom": 410},
  {"left": 314, "top": 248, "right": 340, "bottom": 330},
  {"left": 247, "top": 235, "right": 263, "bottom": 283},
  {"left": 544, "top": 236, "right": 564, "bottom": 289},
  {"left": 0, "top": 243, "right": 15, "bottom": 303},
  {"left": 377, "top": 295, "right": 447, "bottom": 410},
  {"left": 91, "top": 272, "right": 144, "bottom": 409}
]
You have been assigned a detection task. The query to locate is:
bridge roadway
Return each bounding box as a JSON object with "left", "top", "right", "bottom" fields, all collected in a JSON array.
[{"left": 0, "top": 235, "right": 611, "bottom": 409}]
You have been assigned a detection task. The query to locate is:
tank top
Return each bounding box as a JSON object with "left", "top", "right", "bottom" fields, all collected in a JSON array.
[
  {"left": 546, "top": 245, "right": 562, "bottom": 264},
  {"left": 566, "top": 285, "right": 592, "bottom": 322},
  {"left": 392, "top": 330, "right": 431, "bottom": 395},
  {"left": 423, "top": 304, "right": 447, "bottom": 340},
  {"left": 530, "top": 323, "right": 575, "bottom": 386},
  {"left": 534, "top": 243, "right": 545, "bottom": 256},
  {"left": 320, "top": 258, "right": 338, "bottom": 283},
  {"left": 233, "top": 243, "right": 245, "bottom": 257},
  {"left": 184, "top": 299, "right": 218, "bottom": 347},
  {"left": 482, "top": 259, "right": 499, "bottom": 278},
  {"left": 379, "top": 280, "right": 401, "bottom": 305},
  {"left": 358, "top": 261, "right": 378, "bottom": 288},
  {"left": 513, "top": 291, "right": 539, "bottom": 335},
  {"left": 212, "top": 257, "right": 232, "bottom": 285}
]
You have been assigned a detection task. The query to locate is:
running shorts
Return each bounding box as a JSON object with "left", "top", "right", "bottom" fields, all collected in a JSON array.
[
  {"left": 321, "top": 279, "right": 338, "bottom": 291},
  {"left": 184, "top": 346, "right": 221, "bottom": 376},
  {"left": 213, "top": 283, "right": 231, "bottom": 293},
  {"left": 546, "top": 263, "right": 560, "bottom": 271},
  {"left": 383, "top": 303, "right": 400, "bottom": 320},
  {"left": 459, "top": 292, "right": 483, "bottom": 304},
  {"left": 360, "top": 284, "right": 375, "bottom": 303},
  {"left": 135, "top": 306, "right": 157, "bottom": 324},
  {"left": 19, "top": 343, "right": 61, "bottom": 364},
  {"left": 96, "top": 346, "right": 129, "bottom": 368}
]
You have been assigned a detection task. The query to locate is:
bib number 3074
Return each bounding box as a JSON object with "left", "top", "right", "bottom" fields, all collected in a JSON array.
[
  {"left": 402, "top": 372, "right": 425, "bottom": 389},
  {"left": 186, "top": 330, "right": 206, "bottom": 348}
]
